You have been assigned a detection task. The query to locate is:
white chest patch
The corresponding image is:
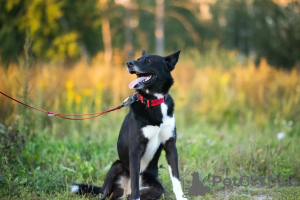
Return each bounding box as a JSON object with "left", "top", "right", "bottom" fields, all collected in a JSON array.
[{"left": 140, "top": 102, "right": 175, "bottom": 172}]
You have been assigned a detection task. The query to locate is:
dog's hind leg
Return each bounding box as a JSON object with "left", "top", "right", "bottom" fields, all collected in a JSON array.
[
  {"left": 100, "top": 160, "right": 128, "bottom": 200},
  {"left": 139, "top": 173, "right": 164, "bottom": 200},
  {"left": 109, "top": 187, "right": 126, "bottom": 200}
]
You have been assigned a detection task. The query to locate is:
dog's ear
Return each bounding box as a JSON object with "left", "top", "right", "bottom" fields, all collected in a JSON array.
[
  {"left": 142, "top": 49, "right": 147, "bottom": 56},
  {"left": 164, "top": 50, "right": 181, "bottom": 71}
]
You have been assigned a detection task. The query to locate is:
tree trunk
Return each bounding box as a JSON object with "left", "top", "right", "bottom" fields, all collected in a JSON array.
[
  {"left": 155, "top": 0, "right": 164, "bottom": 55},
  {"left": 100, "top": 1, "right": 112, "bottom": 64},
  {"left": 124, "top": 0, "right": 133, "bottom": 60}
]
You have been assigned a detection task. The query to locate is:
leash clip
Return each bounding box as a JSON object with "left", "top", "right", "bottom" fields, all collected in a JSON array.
[
  {"left": 121, "top": 92, "right": 138, "bottom": 107},
  {"left": 121, "top": 97, "right": 131, "bottom": 107}
]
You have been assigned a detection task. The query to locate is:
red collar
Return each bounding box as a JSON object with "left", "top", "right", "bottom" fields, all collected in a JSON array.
[{"left": 137, "top": 93, "right": 165, "bottom": 107}]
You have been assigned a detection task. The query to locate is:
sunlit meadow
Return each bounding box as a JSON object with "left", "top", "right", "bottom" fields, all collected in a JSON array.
[{"left": 1, "top": 48, "right": 300, "bottom": 199}]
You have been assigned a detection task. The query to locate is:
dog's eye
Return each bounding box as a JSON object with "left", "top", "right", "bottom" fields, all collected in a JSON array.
[{"left": 146, "top": 58, "right": 151, "bottom": 63}]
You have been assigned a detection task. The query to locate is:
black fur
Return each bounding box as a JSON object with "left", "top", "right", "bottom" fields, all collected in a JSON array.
[{"left": 71, "top": 50, "right": 181, "bottom": 200}]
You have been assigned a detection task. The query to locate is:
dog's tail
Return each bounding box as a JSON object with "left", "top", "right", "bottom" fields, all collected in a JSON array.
[{"left": 70, "top": 184, "right": 103, "bottom": 196}]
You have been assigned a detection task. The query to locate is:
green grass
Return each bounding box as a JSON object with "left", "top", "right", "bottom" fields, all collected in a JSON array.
[{"left": 1, "top": 107, "right": 300, "bottom": 199}]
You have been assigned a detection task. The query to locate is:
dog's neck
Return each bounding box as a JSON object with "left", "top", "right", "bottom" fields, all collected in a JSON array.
[{"left": 137, "top": 90, "right": 165, "bottom": 100}]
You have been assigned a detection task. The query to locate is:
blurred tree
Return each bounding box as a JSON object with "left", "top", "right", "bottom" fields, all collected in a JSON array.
[
  {"left": 0, "top": 0, "right": 26, "bottom": 65},
  {"left": 268, "top": 1, "right": 300, "bottom": 68},
  {"left": 18, "top": 0, "right": 79, "bottom": 61},
  {"left": 99, "top": 0, "right": 112, "bottom": 64},
  {"left": 224, "top": 0, "right": 250, "bottom": 55},
  {"left": 250, "top": 0, "right": 285, "bottom": 67},
  {"left": 124, "top": 0, "right": 133, "bottom": 60},
  {"left": 0, "top": 0, "right": 298, "bottom": 68},
  {"left": 0, "top": 0, "right": 102, "bottom": 63},
  {"left": 211, "top": 0, "right": 299, "bottom": 69},
  {"left": 165, "top": 0, "right": 203, "bottom": 51},
  {"left": 59, "top": 0, "right": 102, "bottom": 62},
  {"left": 155, "top": 0, "right": 165, "bottom": 55},
  {"left": 116, "top": 0, "right": 134, "bottom": 60}
]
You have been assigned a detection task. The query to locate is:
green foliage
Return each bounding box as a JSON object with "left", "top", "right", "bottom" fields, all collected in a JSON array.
[
  {"left": 0, "top": 0, "right": 299, "bottom": 198},
  {"left": 0, "top": 0, "right": 299, "bottom": 68},
  {"left": 0, "top": 0, "right": 25, "bottom": 65},
  {"left": 0, "top": 112, "right": 300, "bottom": 199},
  {"left": 211, "top": 0, "right": 300, "bottom": 68},
  {"left": 0, "top": 0, "right": 102, "bottom": 63}
]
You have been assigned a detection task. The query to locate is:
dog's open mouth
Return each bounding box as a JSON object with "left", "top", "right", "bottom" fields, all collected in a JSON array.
[{"left": 129, "top": 72, "right": 154, "bottom": 89}]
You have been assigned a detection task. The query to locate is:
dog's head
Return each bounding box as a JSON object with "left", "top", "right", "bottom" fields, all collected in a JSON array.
[{"left": 127, "top": 50, "right": 180, "bottom": 94}]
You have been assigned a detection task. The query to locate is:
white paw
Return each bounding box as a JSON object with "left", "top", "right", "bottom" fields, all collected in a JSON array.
[{"left": 70, "top": 185, "right": 79, "bottom": 193}]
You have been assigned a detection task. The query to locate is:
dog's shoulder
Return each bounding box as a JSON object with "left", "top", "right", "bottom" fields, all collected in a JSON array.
[{"left": 163, "top": 93, "right": 174, "bottom": 117}]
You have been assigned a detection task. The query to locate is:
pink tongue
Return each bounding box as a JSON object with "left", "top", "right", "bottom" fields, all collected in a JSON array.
[{"left": 129, "top": 76, "right": 148, "bottom": 89}]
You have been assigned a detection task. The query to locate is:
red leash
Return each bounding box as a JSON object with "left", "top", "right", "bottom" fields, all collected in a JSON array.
[{"left": 0, "top": 91, "right": 133, "bottom": 120}]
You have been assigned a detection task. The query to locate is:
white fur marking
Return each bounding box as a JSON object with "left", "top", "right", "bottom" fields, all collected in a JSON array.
[
  {"left": 140, "top": 103, "right": 175, "bottom": 172},
  {"left": 154, "top": 93, "right": 164, "bottom": 99},
  {"left": 117, "top": 176, "right": 131, "bottom": 197},
  {"left": 168, "top": 166, "right": 186, "bottom": 200},
  {"left": 140, "top": 126, "right": 160, "bottom": 172},
  {"left": 117, "top": 176, "right": 149, "bottom": 197},
  {"left": 138, "top": 99, "right": 182, "bottom": 199},
  {"left": 70, "top": 185, "right": 79, "bottom": 193}
]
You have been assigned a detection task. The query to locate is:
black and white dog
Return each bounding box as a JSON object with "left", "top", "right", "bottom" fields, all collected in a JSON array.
[{"left": 71, "top": 50, "right": 186, "bottom": 200}]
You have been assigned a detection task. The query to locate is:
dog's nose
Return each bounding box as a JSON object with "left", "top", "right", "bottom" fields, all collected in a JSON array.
[{"left": 127, "top": 61, "right": 134, "bottom": 67}]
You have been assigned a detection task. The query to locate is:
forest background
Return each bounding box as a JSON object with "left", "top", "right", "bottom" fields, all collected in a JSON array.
[{"left": 0, "top": 0, "right": 300, "bottom": 199}]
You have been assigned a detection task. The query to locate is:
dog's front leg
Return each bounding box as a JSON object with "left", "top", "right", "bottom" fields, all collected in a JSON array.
[
  {"left": 129, "top": 141, "right": 145, "bottom": 200},
  {"left": 164, "top": 137, "right": 186, "bottom": 200}
]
